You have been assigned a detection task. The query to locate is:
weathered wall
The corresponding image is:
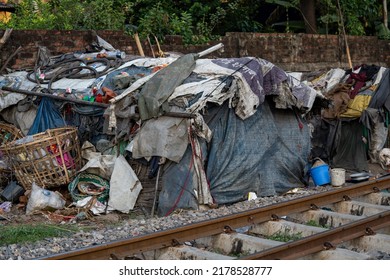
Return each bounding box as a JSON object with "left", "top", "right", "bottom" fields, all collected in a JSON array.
[
  {"left": 221, "top": 32, "right": 389, "bottom": 71},
  {"left": 0, "top": 30, "right": 389, "bottom": 72}
]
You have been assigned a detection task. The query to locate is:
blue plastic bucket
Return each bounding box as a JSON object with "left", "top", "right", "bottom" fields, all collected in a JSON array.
[{"left": 310, "top": 164, "right": 330, "bottom": 186}]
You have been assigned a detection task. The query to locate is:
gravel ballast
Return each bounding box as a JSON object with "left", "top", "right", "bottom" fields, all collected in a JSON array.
[{"left": 1, "top": 185, "right": 389, "bottom": 260}]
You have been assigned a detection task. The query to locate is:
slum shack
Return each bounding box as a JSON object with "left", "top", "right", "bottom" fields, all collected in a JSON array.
[{"left": 1, "top": 35, "right": 389, "bottom": 220}]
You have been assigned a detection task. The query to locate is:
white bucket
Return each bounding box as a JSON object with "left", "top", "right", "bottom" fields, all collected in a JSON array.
[{"left": 331, "top": 168, "right": 346, "bottom": 186}]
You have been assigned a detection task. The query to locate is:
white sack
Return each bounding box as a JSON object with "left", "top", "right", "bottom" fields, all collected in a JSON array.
[{"left": 26, "top": 183, "right": 66, "bottom": 215}]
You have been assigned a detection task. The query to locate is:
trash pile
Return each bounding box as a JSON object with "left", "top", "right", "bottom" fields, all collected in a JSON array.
[
  {"left": 306, "top": 65, "right": 390, "bottom": 173},
  {"left": 0, "top": 34, "right": 389, "bottom": 221}
]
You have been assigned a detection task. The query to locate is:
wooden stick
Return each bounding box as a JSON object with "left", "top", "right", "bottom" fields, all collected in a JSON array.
[
  {"left": 0, "top": 28, "right": 12, "bottom": 47},
  {"left": 384, "top": 0, "right": 388, "bottom": 29},
  {"left": 147, "top": 35, "right": 156, "bottom": 58},
  {"left": 134, "top": 33, "right": 145, "bottom": 57},
  {"left": 150, "top": 166, "right": 160, "bottom": 218},
  {"left": 153, "top": 35, "right": 164, "bottom": 57},
  {"left": 337, "top": 0, "right": 353, "bottom": 69},
  {"left": 0, "top": 46, "right": 22, "bottom": 74}
]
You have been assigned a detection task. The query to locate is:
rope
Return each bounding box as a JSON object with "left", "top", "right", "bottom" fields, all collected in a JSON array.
[{"left": 164, "top": 153, "right": 194, "bottom": 217}]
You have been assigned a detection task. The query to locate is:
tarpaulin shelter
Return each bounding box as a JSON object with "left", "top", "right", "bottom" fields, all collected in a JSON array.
[
  {"left": 1, "top": 39, "right": 351, "bottom": 216},
  {"left": 307, "top": 65, "right": 390, "bottom": 172},
  {"left": 107, "top": 55, "right": 318, "bottom": 215}
]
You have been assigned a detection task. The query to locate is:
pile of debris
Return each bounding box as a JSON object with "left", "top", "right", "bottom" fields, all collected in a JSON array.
[{"left": 0, "top": 35, "right": 389, "bottom": 222}]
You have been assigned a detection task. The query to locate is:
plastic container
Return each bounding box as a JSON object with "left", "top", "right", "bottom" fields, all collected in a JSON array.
[
  {"left": 310, "top": 163, "right": 330, "bottom": 186},
  {"left": 331, "top": 168, "right": 346, "bottom": 186},
  {"left": 1, "top": 180, "right": 24, "bottom": 202}
]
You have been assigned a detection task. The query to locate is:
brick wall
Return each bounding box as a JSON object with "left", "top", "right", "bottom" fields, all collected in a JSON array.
[{"left": 0, "top": 30, "right": 389, "bottom": 72}]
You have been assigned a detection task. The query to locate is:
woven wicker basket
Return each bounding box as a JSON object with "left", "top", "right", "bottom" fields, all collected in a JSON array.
[
  {"left": 0, "top": 122, "right": 24, "bottom": 144},
  {"left": 0, "top": 122, "right": 24, "bottom": 187},
  {"left": 2, "top": 126, "right": 82, "bottom": 190}
]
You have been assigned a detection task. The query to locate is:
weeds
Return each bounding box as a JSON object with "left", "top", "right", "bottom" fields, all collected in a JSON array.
[
  {"left": 306, "top": 220, "right": 330, "bottom": 228},
  {"left": 268, "top": 228, "right": 302, "bottom": 242},
  {"left": 0, "top": 224, "right": 80, "bottom": 246}
]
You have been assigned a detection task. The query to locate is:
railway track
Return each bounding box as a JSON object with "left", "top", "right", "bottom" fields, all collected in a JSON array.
[{"left": 41, "top": 176, "right": 390, "bottom": 260}]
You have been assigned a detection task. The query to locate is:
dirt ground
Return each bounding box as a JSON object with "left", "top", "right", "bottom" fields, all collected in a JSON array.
[
  {"left": 0, "top": 184, "right": 135, "bottom": 229},
  {"left": 1, "top": 162, "right": 389, "bottom": 228}
]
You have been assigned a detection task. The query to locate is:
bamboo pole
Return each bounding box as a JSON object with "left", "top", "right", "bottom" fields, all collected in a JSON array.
[
  {"left": 384, "top": 0, "right": 388, "bottom": 29},
  {"left": 337, "top": 0, "right": 353, "bottom": 69},
  {"left": 134, "top": 33, "right": 145, "bottom": 57}
]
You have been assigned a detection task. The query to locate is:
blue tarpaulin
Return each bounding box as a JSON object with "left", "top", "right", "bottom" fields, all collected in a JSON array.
[
  {"left": 158, "top": 99, "right": 311, "bottom": 216},
  {"left": 28, "top": 97, "right": 66, "bottom": 135}
]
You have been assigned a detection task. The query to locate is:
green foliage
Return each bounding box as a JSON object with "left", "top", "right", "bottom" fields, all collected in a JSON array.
[
  {"left": 268, "top": 228, "right": 303, "bottom": 242},
  {"left": 1, "top": 0, "right": 125, "bottom": 31},
  {"left": 265, "top": 0, "right": 307, "bottom": 33},
  {"left": 266, "top": 0, "right": 299, "bottom": 9},
  {"left": 138, "top": 2, "right": 171, "bottom": 42},
  {"left": 306, "top": 219, "right": 330, "bottom": 228},
  {"left": 376, "top": 23, "right": 390, "bottom": 40},
  {"left": 223, "top": 0, "right": 263, "bottom": 32},
  {"left": 49, "top": 0, "right": 85, "bottom": 30},
  {"left": 0, "top": 224, "right": 79, "bottom": 246},
  {"left": 0, "top": 0, "right": 387, "bottom": 43},
  {"left": 318, "top": 0, "right": 382, "bottom": 36},
  {"left": 170, "top": 12, "right": 194, "bottom": 44},
  {"left": 193, "top": 6, "right": 226, "bottom": 44},
  {"left": 266, "top": 0, "right": 386, "bottom": 36},
  {"left": 2, "top": 0, "right": 56, "bottom": 29},
  {"left": 82, "top": 0, "right": 125, "bottom": 30}
]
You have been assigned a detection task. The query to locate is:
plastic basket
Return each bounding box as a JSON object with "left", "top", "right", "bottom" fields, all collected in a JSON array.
[{"left": 2, "top": 126, "right": 81, "bottom": 190}]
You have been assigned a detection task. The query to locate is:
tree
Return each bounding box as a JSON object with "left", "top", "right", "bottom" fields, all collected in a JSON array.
[
  {"left": 0, "top": 0, "right": 387, "bottom": 42},
  {"left": 300, "top": 0, "right": 317, "bottom": 33},
  {"left": 384, "top": 0, "right": 388, "bottom": 29}
]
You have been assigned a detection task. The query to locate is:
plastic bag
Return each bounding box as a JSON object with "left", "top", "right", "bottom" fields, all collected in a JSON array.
[
  {"left": 26, "top": 183, "right": 66, "bottom": 214},
  {"left": 28, "top": 97, "right": 66, "bottom": 135}
]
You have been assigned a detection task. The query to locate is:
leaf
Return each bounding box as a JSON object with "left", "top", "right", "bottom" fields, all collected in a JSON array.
[
  {"left": 272, "top": 20, "right": 306, "bottom": 29},
  {"left": 265, "top": 0, "right": 297, "bottom": 9},
  {"left": 319, "top": 14, "right": 339, "bottom": 24},
  {"left": 376, "top": 23, "right": 390, "bottom": 39}
]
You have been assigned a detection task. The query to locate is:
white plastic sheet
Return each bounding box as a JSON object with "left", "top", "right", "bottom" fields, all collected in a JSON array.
[{"left": 108, "top": 155, "right": 142, "bottom": 213}]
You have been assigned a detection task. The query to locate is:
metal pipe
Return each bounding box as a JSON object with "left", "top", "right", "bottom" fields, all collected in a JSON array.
[
  {"left": 1, "top": 86, "right": 194, "bottom": 118},
  {"left": 1, "top": 86, "right": 109, "bottom": 108}
]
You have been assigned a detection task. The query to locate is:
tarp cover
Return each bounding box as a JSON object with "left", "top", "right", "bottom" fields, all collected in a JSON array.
[
  {"left": 158, "top": 99, "right": 311, "bottom": 216},
  {"left": 331, "top": 118, "right": 368, "bottom": 171},
  {"left": 28, "top": 97, "right": 66, "bottom": 135},
  {"left": 138, "top": 53, "right": 197, "bottom": 120}
]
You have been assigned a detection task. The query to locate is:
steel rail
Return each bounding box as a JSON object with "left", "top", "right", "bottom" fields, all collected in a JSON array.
[
  {"left": 240, "top": 210, "right": 390, "bottom": 260},
  {"left": 41, "top": 176, "right": 390, "bottom": 260}
]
